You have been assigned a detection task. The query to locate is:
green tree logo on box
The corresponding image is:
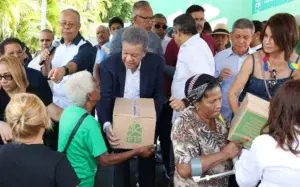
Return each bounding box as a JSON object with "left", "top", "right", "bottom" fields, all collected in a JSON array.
[{"left": 126, "top": 122, "right": 142, "bottom": 144}]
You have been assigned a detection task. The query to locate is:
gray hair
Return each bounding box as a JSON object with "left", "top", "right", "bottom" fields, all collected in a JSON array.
[
  {"left": 232, "top": 18, "right": 255, "bottom": 33},
  {"left": 61, "top": 8, "right": 81, "bottom": 23},
  {"left": 122, "top": 27, "right": 149, "bottom": 52},
  {"left": 132, "top": 1, "right": 151, "bottom": 17},
  {"left": 65, "top": 71, "right": 95, "bottom": 107}
]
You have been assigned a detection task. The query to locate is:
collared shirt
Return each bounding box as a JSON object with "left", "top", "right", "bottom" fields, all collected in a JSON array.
[
  {"left": 215, "top": 47, "right": 252, "bottom": 124},
  {"left": 51, "top": 33, "right": 94, "bottom": 108},
  {"left": 171, "top": 34, "right": 215, "bottom": 123},
  {"left": 235, "top": 134, "right": 300, "bottom": 187},
  {"left": 95, "top": 42, "right": 111, "bottom": 64},
  {"left": 123, "top": 62, "right": 141, "bottom": 99},
  {"left": 251, "top": 44, "right": 262, "bottom": 52},
  {"left": 171, "top": 34, "right": 215, "bottom": 100},
  {"left": 161, "top": 35, "right": 172, "bottom": 54}
]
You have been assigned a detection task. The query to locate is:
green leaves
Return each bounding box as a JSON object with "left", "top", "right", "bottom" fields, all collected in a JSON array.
[{"left": 0, "top": 0, "right": 133, "bottom": 53}]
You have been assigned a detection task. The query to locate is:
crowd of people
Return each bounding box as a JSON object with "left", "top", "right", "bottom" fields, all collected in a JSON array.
[{"left": 0, "top": 1, "right": 300, "bottom": 187}]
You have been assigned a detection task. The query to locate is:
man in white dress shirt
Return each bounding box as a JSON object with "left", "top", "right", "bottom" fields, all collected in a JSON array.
[{"left": 171, "top": 14, "right": 215, "bottom": 122}]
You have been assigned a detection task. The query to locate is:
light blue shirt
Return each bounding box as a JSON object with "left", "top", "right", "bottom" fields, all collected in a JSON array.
[
  {"left": 95, "top": 42, "right": 111, "bottom": 64},
  {"left": 215, "top": 47, "right": 252, "bottom": 125}
]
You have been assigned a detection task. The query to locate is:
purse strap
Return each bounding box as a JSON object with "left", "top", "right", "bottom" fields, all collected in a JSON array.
[
  {"left": 260, "top": 57, "right": 272, "bottom": 100},
  {"left": 62, "top": 112, "right": 89, "bottom": 154}
]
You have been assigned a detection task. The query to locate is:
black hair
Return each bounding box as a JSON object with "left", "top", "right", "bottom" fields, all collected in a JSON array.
[
  {"left": 186, "top": 5, "right": 205, "bottom": 14},
  {"left": 0, "top": 37, "right": 23, "bottom": 55},
  {"left": 252, "top": 20, "right": 263, "bottom": 33},
  {"left": 108, "top": 17, "right": 124, "bottom": 29},
  {"left": 173, "top": 14, "right": 197, "bottom": 35}
]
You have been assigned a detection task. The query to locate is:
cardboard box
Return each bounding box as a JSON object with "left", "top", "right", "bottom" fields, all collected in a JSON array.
[
  {"left": 113, "top": 98, "right": 156, "bottom": 149},
  {"left": 228, "top": 93, "right": 269, "bottom": 149}
]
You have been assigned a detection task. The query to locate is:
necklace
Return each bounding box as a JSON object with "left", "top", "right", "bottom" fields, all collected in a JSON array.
[{"left": 263, "top": 55, "right": 299, "bottom": 72}]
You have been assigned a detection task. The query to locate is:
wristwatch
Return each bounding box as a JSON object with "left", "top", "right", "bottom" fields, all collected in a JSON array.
[{"left": 63, "top": 65, "right": 69, "bottom": 76}]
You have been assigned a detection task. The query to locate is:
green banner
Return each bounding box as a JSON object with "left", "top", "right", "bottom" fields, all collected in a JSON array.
[{"left": 252, "top": 0, "right": 293, "bottom": 14}]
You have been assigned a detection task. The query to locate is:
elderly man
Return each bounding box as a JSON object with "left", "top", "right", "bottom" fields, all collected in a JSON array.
[
  {"left": 110, "top": 1, "right": 163, "bottom": 57},
  {"left": 28, "top": 29, "right": 55, "bottom": 70},
  {"left": 171, "top": 14, "right": 215, "bottom": 121},
  {"left": 58, "top": 71, "right": 154, "bottom": 187},
  {"left": 151, "top": 13, "right": 171, "bottom": 54},
  {"left": 40, "top": 8, "right": 95, "bottom": 108},
  {"left": 97, "top": 27, "right": 165, "bottom": 187},
  {"left": 215, "top": 18, "right": 254, "bottom": 124}
]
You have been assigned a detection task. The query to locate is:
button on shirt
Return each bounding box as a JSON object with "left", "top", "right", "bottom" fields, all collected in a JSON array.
[
  {"left": 215, "top": 47, "right": 252, "bottom": 125},
  {"left": 235, "top": 134, "right": 300, "bottom": 187},
  {"left": 123, "top": 63, "right": 141, "bottom": 99}
]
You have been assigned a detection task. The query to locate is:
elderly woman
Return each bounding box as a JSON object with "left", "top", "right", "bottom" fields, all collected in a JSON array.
[
  {"left": 228, "top": 13, "right": 300, "bottom": 112},
  {"left": 0, "top": 93, "right": 79, "bottom": 186},
  {"left": 58, "top": 71, "right": 154, "bottom": 187},
  {"left": 235, "top": 80, "right": 300, "bottom": 186},
  {"left": 171, "top": 74, "right": 243, "bottom": 187}
]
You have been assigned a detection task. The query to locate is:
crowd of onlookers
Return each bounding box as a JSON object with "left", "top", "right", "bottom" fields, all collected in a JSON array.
[{"left": 0, "top": 1, "right": 300, "bottom": 187}]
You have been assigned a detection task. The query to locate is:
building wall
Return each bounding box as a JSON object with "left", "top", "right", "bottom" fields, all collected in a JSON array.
[{"left": 150, "top": 0, "right": 299, "bottom": 31}]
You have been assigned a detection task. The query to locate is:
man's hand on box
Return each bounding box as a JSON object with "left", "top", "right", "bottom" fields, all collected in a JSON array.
[
  {"left": 136, "top": 145, "right": 155, "bottom": 158},
  {"left": 104, "top": 124, "right": 120, "bottom": 147}
]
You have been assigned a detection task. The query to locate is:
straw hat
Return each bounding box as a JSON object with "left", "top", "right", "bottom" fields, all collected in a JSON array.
[{"left": 211, "top": 23, "right": 230, "bottom": 35}]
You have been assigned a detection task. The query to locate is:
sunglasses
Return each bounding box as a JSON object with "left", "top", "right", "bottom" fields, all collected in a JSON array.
[
  {"left": 154, "top": 24, "right": 167, "bottom": 30},
  {"left": 0, "top": 74, "right": 13, "bottom": 81},
  {"left": 267, "top": 69, "right": 277, "bottom": 88}
]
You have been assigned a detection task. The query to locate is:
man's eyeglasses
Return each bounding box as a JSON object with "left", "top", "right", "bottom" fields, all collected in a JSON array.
[
  {"left": 0, "top": 74, "right": 13, "bottom": 81},
  {"left": 154, "top": 24, "right": 167, "bottom": 30},
  {"left": 60, "top": 22, "right": 77, "bottom": 28},
  {"left": 136, "top": 15, "right": 153, "bottom": 21},
  {"left": 267, "top": 69, "right": 277, "bottom": 88}
]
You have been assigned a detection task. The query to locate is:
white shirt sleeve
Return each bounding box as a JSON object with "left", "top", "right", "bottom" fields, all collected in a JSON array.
[
  {"left": 28, "top": 55, "right": 42, "bottom": 71},
  {"left": 185, "top": 45, "right": 215, "bottom": 77},
  {"left": 235, "top": 139, "right": 262, "bottom": 187}
]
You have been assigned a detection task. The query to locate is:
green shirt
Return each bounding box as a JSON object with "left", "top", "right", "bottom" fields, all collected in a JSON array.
[{"left": 58, "top": 105, "right": 107, "bottom": 187}]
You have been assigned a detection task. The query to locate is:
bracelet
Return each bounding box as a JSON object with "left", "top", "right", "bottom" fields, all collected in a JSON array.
[{"left": 191, "top": 157, "right": 202, "bottom": 177}]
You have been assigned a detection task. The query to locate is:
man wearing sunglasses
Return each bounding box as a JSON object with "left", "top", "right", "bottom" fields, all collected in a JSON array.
[{"left": 152, "top": 13, "right": 171, "bottom": 54}]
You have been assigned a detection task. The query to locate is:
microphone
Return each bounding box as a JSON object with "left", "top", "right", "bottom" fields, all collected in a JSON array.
[{"left": 39, "top": 39, "right": 60, "bottom": 65}]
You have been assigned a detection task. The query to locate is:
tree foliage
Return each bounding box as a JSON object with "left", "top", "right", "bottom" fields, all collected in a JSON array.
[{"left": 0, "top": 0, "right": 133, "bottom": 53}]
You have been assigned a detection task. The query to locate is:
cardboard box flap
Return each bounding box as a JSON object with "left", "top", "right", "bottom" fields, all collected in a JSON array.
[
  {"left": 113, "top": 98, "right": 156, "bottom": 118},
  {"left": 244, "top": 93, "right": 269, "bottom": 117}
]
